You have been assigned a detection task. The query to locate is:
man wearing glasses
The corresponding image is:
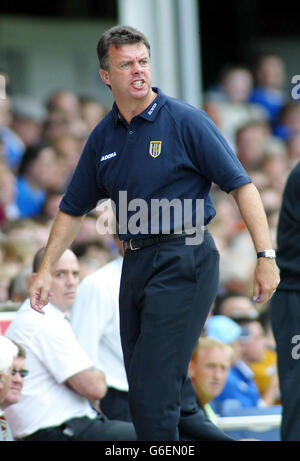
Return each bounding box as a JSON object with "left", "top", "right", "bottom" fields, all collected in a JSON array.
[{"left": 0, "top": 342, "right": 27, "bottom": 441}]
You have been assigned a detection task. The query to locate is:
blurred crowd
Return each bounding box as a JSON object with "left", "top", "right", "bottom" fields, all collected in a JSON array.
[
  {"left": 0, "top": 52, "right": 300, "bottom": 430},
  {"left": 0, "top": 82, "right": 115, "bottom": 304}
]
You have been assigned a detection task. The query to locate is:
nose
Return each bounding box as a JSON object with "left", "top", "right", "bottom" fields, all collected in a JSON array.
[
  {"left": 12, "top": 372, "right": 23, "bottom": 383},
  {"left": 66, "top": 273, "right": 76, "bottom": 286},
  {"left": 132, "top": 60, "right": 143, "bottom": 74},
  {"left": 214, "top": 367, "right": 225, "bottom": 380}
]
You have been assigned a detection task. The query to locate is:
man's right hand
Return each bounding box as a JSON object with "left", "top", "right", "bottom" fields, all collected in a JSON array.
[{"left": 29, "top": 271, "right": 53, "bottom": 314}]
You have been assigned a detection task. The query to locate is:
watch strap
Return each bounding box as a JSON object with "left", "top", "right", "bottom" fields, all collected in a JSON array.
[{"left": 257, "top": 249, "right": 276, "bottom": 259}]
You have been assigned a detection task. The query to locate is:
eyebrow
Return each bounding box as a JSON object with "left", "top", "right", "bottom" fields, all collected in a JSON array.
[
  {"left": 54, "top": 269, "right": 80, "bottom": 274},
  {"left": 119, "top": 55, "right": 149, "bottom": 64}
]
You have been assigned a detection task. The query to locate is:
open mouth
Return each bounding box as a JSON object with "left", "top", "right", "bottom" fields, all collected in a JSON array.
[{"left": 132, "top": 80, "right": 144, "bottom": 88}]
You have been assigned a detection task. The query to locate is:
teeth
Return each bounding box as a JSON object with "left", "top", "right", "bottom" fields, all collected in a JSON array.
[{"left": 133, "top": 80, "right": 143, "bottom": 87}]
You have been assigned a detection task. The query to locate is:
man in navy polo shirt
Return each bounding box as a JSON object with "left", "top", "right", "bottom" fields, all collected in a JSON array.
[{"left": 29, "top": 25, "right": 279, "bottom": 441}]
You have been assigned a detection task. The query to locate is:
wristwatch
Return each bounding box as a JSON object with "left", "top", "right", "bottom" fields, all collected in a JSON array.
[{"left": 257, "top": 249, "right": 276, "bottom": 259}]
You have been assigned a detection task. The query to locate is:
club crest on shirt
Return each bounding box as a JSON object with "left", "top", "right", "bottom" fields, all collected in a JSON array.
[{"left": 149, "top": 141, "right": 162, "bottom": 158}]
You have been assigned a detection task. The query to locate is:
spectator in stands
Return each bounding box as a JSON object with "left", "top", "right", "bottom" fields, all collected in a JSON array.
[
  {"left": 0, "top": 335, "right": 18, "bottom": 403},
  {"left": 4, "top": 248, "right": 136, "bottom": 441},
  {"left": 250, "top": 53, "right": 287, "bottom": 126},
  {"left": 250, "top": 310, "right": 280, "bottom": 406},
  {"left": 261, "top": 138, "right": 289, "bottom": 194},
  {"left": 8, "top": 264, "right": 32, "bottom": 303},
  {"left": 210, "top": 299, "right": 279, "bottom": 411},
  {"left": 213, "top": 292, "right": 259, "bottom": 321},
  {"left": 0, "top": 95, "right": 25, "bottom": 170},
  {"left": 204, "top": 65, "right": 267, "bottom": 147},
  {"left": 1, "top": 341, "right": 27, "bottom": 441},
  {"left": 235, "top": 120, "right": 271, "bottom": 170},
  {"left": 72, "top": 237, "right": 112, "bottom": 280},
  {"left": 1, "top": 341, "right": 27, "bottom": 410},
  {"left": 52, "top": 132, "right": 83, "bottom": 176},
  {"left": 189, "top": 337, "right": 234, "bottom": 424},
  {"left": 11, "top": 95, "right": 46, "bottom": 149},
  {"left": 205, "top": 315, "right": 265, "bottom": 413},
  {"left": 46, "top": 90, "right": 81, "bottom": 123},
  {"left": 273, "top": 101, "right": 300, "bottom": 141},
  {"left": 237, "top": 318, "right": 279, "bottom": 406},
  {"left": 0, "top": 162, "right": 19, "bottom": 225},
  {"left": 15, "top": 143, "right": 61, "bottom": 218},
  {"left": 0, "top": 335, "right": 18, "bottom": 441},
  {"left": 79, "top": 96, "right": 106, "bottom": 132},
  {"left": 40, "top": 191, "right": 64, "bottom": 223}
]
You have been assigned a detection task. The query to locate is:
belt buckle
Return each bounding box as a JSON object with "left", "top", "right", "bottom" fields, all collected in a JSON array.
[{"left": 129, "top": 239, "right": 139, "bottom": 251}]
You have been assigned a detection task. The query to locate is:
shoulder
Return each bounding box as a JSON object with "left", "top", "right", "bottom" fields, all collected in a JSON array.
[
  {"left": 5, "top": 300, "right": 59, "bottom": 344},
  {"left": 163, "top": 95, "right": 217, "bottom": 133},
  {"left": 164, "top": 94, "right": 204, "bottom": 118}
]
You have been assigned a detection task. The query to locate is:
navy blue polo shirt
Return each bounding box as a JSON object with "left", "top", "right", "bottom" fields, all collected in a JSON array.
[{"left": 60, "top": 88, "right": 251, "bottom": 240}]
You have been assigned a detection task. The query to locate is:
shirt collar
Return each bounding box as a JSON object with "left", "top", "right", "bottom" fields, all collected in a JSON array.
[{"left": 112, "top": 87, "right": 167, "bottom": 127}]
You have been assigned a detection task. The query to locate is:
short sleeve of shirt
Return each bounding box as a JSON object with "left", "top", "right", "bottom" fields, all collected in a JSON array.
[
  {"left": 60, "top": 130, "right": 109, "bottom": 216},
  {"left": 181, "top": 108, "right": 251, "bottom": 193}
]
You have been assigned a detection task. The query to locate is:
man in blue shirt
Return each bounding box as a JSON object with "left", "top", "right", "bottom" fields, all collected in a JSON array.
[{"left": 29, "top": 25, "right": 279, "bottom": 441}]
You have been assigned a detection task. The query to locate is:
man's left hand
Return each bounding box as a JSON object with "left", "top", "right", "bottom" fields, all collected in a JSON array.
[{"left": 253, "top": 258, "right": 280, "bottom": 304}]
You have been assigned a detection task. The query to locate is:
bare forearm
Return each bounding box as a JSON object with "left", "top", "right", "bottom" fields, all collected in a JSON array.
[
  {"left": 39, "top": 210, "right": 85, "bottom": 273},
  {"left": 67, "top": 368, "right": 107, "bottom": 400},
  {"left": 230, "top": 182, "right": 280, "bottom": 303},
  {"left": 29, "top": 210, "right": 85, "bottom": 313},
  {"left": 230, "top": 183, "right": 273, "bottom": 252}
]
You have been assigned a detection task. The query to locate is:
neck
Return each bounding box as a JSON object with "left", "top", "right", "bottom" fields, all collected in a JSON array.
[
  {"left": 116, "top": 89, "right": 157, "bottom": 124},
  {"left": 192, "top": 380, "right": 210, "bottom": 406},
  {"left": 197, "top": 391, "right": 210, "bottom": 406}
]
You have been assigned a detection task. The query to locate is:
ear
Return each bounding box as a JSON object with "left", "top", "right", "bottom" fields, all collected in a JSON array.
[
  {"left": 188, "top": 360, "right": 195, "bottom": 378},
  {"left": 99, "top": 68, "right": 110, "bottom": 86}
]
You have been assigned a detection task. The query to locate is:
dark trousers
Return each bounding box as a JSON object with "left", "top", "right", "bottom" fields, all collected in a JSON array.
[
  {"left": 119, "top": 231, "right": 219, "bottom": 441},
  {"left": 20, "top": 415, "right": 136, "bottom": 441},
  {"left": 271, "top": 289, "right": 300, "bottom": 441},
  {"left": 100, "top": 380, "right": 233, "bottom": 441}
]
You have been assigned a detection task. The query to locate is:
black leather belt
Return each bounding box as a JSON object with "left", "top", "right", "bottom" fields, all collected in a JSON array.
[{"left": 123, "top": 226, "right": 208, "bottom": 251}]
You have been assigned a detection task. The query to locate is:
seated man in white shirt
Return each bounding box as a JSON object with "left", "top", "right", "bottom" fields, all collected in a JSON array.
[
  {"left": 0, "top": 341, "right": 28, "bottom": 441},
  {"left": 4, "top": 248, "right": 136, "bottom": 441}
]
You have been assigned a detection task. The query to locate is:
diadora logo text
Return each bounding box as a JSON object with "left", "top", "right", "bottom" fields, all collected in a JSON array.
[
  {"left": 148, "top": 102, "right": 157, "bottom": 116},
  {"left": 100, "top": 152, "right": 117, "bottom": 162}
]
